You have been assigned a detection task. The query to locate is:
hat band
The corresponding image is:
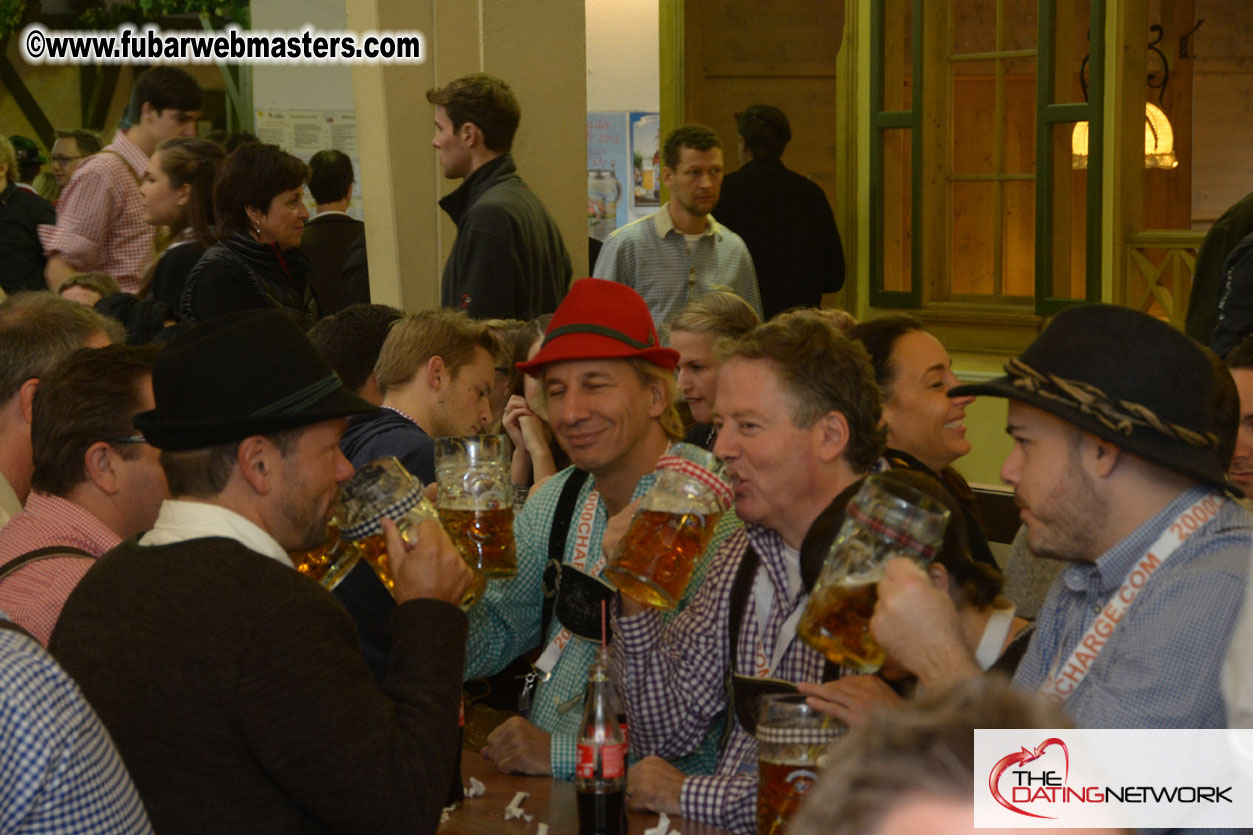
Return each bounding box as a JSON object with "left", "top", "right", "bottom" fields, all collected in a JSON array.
[
  {"left": 251, "top": 373, "right": 344, "bottom": 418},
  {"left": 1005, "top": 358, "right": 1217, "bottom": 450},
  {"left": 543, "top": 323, "right": 656, "bottom": 350}
]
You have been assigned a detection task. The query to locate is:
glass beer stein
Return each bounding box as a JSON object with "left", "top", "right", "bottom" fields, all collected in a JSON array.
[
  {"left": 604, "top": 443, "right": 734, "bottom": 610},
  {"left": 287, "top": 516, "right": 361, "bottom": 591},
  {"left": 338, "top": 456, "right": 486, "bottom": 609},
  {"left": 434, "top": 434, "right": 517, "bottom": 579},
  {"left": 797, "top": 474, "right": 950, "bottom": 672},
  {"left": 755, "top": 693, "right": 847, "bottom": 835}
]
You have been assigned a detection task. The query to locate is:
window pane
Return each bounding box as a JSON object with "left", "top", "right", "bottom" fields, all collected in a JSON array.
[
  {"left": 1004, "top": 180, "right": 1036, "bottom": 295},
  {"left": 882, "top": 128, "right": 913, "bottom": 293},
  {"left": 952, "top": 60, "right": 996, "bottom": 176},
  {"left": 1051, "top": 0, "right": 1092, "bottom": 105},
  {"left": 1005, "top": 63, "right": 1037, "bottom": 174},
  {"left": 952, "top": 0, "right": 996, "bottom": 54},
  {"left": 951, "top": 181, "right": 996, "bottom": 295},
  {"left": 1051, "top": 122, "right": 1088, "bottom": 299},
  {"left": 883, "top": 0, "right": 914, "bottom": 111},
  {"left": 1005, "top": 0, "right": 1039, "bottom": 51}
]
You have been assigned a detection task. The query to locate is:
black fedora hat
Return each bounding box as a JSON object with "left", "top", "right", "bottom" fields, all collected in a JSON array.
[
  {"left": 135, "top": 309, "right": 377, "bottom": 451},
  {"left": 950, "top": 304, "right": 1233, "bottom": 494}
]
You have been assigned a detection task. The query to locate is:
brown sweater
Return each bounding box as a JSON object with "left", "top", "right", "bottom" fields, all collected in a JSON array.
[{"left": 49, "top": 536, "right": 467, "bottom": 835}]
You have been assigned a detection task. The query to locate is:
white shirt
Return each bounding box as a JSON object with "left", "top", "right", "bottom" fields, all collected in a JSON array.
[{"left": 139, "top": 500, "right": 290, "bottom": 568}]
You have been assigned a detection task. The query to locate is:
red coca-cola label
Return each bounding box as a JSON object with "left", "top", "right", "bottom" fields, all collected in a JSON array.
[{"left": 577, "top": 742, "right": 627, "bottom": 779}]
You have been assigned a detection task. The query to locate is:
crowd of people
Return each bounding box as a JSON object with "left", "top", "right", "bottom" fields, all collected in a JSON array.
[{"left": 1, "top": 67, "right": 1250, "bottom": 835}]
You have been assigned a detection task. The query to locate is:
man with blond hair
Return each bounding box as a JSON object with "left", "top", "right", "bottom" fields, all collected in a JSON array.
[
  {"left": 335, "top": 308, "right": 497, "bottom": 678},
  {"left": 469, "top": 277, "right": 740, "bottom": 780}
]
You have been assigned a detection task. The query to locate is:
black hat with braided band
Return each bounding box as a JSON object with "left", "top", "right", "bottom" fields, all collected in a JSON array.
[{"left": 949, "top": 304, "right": 1234, "bottom": 494}]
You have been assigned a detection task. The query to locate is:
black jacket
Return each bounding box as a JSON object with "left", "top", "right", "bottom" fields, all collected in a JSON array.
[
  {"left": 300, "top": 213, "right": 367, "bottom": 315},
  {"left": 714, "top": 156, "right": 845, "bottom": 318},
  {"left": 439, "top": 154, "right": 571, "bottom": 319},
  {"left": 181, "top": 233, "right": 318, "bottom": 328},
  {"left": 0, "top": 183, "right": 55, "bottom": 294}
]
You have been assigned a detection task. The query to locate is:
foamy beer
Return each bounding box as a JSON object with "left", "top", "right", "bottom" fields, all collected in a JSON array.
[
  {"left": 798, "top": 474, "right": 949, "bottom": 672},
  {"left": 605, "top": 443, "right": 734, "bottom": 610},
  {"left": 287, "top": 516, "right": 361, "bottom": 591},
  {"left": 434, "top": 435, "right": 517, "bottom": 578},
  {"left": 755, "top": 694, "right": 847, "bottom": 835},
  {"left": 338, "top": 456, "right": 486, "bottom": 609}
]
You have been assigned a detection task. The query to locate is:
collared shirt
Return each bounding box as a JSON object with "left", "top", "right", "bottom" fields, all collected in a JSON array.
[
  {"left": 0, "top": 491, "right": 120, "bottom": 646},
  {"left": 139, "top": 500, "right": 290, "bottom": 568},
  {"left": 0, "top": 472, "right": 21, "bottom": 528},
  {"left": 592, "top": 204, "right": 763, "bottom": 326},
  {"left": 465, "top": 466, "right": 740, "bottom": 779},
  {"left": 1016, "top": 486, "right": 1252, "bottom": 730},
  {"left": 0, "top": 628, "right": 152, "bottom": 834},
  {"left": 38, "top": 130, "right": 153, "bottom": 292},
  {"left": 612, "top": 524, "right": 829, "bottom": 835}
]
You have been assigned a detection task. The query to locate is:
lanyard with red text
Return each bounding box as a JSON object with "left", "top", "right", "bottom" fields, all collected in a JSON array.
[
  {"left": 534, "top": 488, "right": 603, "bottom": 679},
  {"left": 1040, "top": 491, "right": 1225, "bottom": 703}
]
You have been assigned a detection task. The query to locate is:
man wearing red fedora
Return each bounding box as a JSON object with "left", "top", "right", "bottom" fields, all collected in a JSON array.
[
  {"left": 871, "top": 305, "right": 1252, "bottom": 744},
  {"left": 49, "top": 309, "right": 475, "bottom": 834},
  {"left": 470, "top": 278, "right": 740, "bottom": 780}
]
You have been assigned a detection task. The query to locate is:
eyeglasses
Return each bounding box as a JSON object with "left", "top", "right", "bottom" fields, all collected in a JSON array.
[
  {"left": 107, "top": 434, "right": 148, "bottom": 445},
  {"left": 51, "top": 155, "right": 84, "bottom": 165}
]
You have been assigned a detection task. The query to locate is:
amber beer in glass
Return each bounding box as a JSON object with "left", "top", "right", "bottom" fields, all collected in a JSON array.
[
  {"left": 605, "top": 443, "right": 735, "bottom": 609},
  {"left": 287, "top": 518, "right": 361, "bottom": 591},
  {"left": 797, "top": 474, "right": 950, "bottom": 672},
  {"left": 435, "top": 435, "right": 516, "bottom": 578},
  {"left": 338, "top": 456, "right": 486, "bottom": 609},
  {"left": 755, "top": 694, "right": 847, "bottom": 835}
]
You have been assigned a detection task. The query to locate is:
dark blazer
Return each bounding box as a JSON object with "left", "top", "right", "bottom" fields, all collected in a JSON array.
[
  {"left": 714, "top": 155, "right": 845, "bottom": 318},
  {"left": 0, "top": 183, "right": 55, "bottom": 293},
  {"left": 301, "top": 212, "right": 366, "bottom": 315}
]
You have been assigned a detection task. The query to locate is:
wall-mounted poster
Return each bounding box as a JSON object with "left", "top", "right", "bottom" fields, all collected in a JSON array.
[
  {"left": 255, "top": 109, "right": 364, "bottom": 222},
  {"left": 587, "top": 111, "right": 630, "bottom": 242},
  {"left": 629, "top": 112, "right": 661, "bottom": 213}
]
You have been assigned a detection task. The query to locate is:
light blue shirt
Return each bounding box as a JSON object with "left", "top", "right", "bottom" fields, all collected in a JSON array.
[{"left": 593, "top": 205, "right": 763, "bottom": 326}]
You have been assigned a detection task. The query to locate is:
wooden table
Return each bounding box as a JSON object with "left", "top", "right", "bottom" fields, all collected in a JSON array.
[{"left": 441, "top": 752, "right": 734, "bottom": 835}]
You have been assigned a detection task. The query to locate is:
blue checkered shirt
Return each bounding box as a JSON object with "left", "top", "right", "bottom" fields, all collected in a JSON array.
[
  {"left": 0, "top": 628, "right": 151, "bottom": 834},
  {"left": 1015, "top": 487, "right": 1253, "bottom": 835},
  {"left": 465, "top": 466, "right": 740, "bottom": 779},
  {"left": 612, "top": 524, "right": 830, "bottom": 835},
  {"left": 592, "top": 206, "right": 763, "bottom": 326}
]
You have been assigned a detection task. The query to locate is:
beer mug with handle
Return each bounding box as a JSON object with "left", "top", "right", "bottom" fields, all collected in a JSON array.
[
  {"left": 604, "top": 442, "right": 734, "bottom": 610},
  {"left": 797, "top": 473, "right": 950, "bottom": 672},
  {"left": 338, "top": 456, "right": 486, "bottom": 609}
]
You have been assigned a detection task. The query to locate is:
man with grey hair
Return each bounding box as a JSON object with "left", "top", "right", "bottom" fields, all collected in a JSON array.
[{"left": 0, "top": 293, "right": 120, "bottom": 527}]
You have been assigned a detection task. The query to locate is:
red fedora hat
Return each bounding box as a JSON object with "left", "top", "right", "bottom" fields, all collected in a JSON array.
[{"left": 517, "top": 278, "right": 679, "bottom": 375}]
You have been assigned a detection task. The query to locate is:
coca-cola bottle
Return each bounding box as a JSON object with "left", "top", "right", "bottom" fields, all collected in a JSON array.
[
  {"left": 446, "top": 692, "right": 465, "bottom": 809},
  {"left": 576, "top": 653, "right": 628, "bottom": 835}
]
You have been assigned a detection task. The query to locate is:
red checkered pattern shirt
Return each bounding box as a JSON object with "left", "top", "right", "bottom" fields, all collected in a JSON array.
[
  {"left": 612, "top": 524, "right": 829, "bottom": 835},
  {"left": 38, "top": 130, "right": 154, "bottom": 293},
  {"left": 0, "top": 491, "right": 119, "bottom": 646}
]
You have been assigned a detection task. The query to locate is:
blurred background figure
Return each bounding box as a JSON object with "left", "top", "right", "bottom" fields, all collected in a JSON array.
[
  {"left": 669, "top": 291, "right": 760, "bottom": 449},
  {"left": 790, "top": 677, "right": 1125, "bottom": 835},
  {"left": 57, "top": 273, "right": 120, "bottom": 307}
]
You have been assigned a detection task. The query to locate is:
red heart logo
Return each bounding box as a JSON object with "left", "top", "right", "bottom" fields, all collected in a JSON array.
[{"left": 988, "top": 737, "right": 1070, "bottom": 819}]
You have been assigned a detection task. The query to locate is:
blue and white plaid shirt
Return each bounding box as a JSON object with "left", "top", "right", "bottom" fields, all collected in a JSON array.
[
  {"left": 592, "top": 206, "right": 763, "bottom": 326},
  {"left": 1015, "top": 487, "right": 1253, "bottom": 835},
  {"left": 466, "top": 466, "right": 740, "bottom": 779},
  {"left": 0, "top": 628, "right": 151, "bottom": 834},
  {"left": 613, "top": 524, "right": 829, "bottom": 835}
]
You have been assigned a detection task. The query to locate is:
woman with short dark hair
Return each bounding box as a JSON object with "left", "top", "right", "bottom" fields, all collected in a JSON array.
[{"left": 180, "top": 143, "right": 317, "bottom": 327}]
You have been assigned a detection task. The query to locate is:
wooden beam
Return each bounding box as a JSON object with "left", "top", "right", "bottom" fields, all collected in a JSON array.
[{"left": 0, "top": 36, "right": 55, "bottom": 147}]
